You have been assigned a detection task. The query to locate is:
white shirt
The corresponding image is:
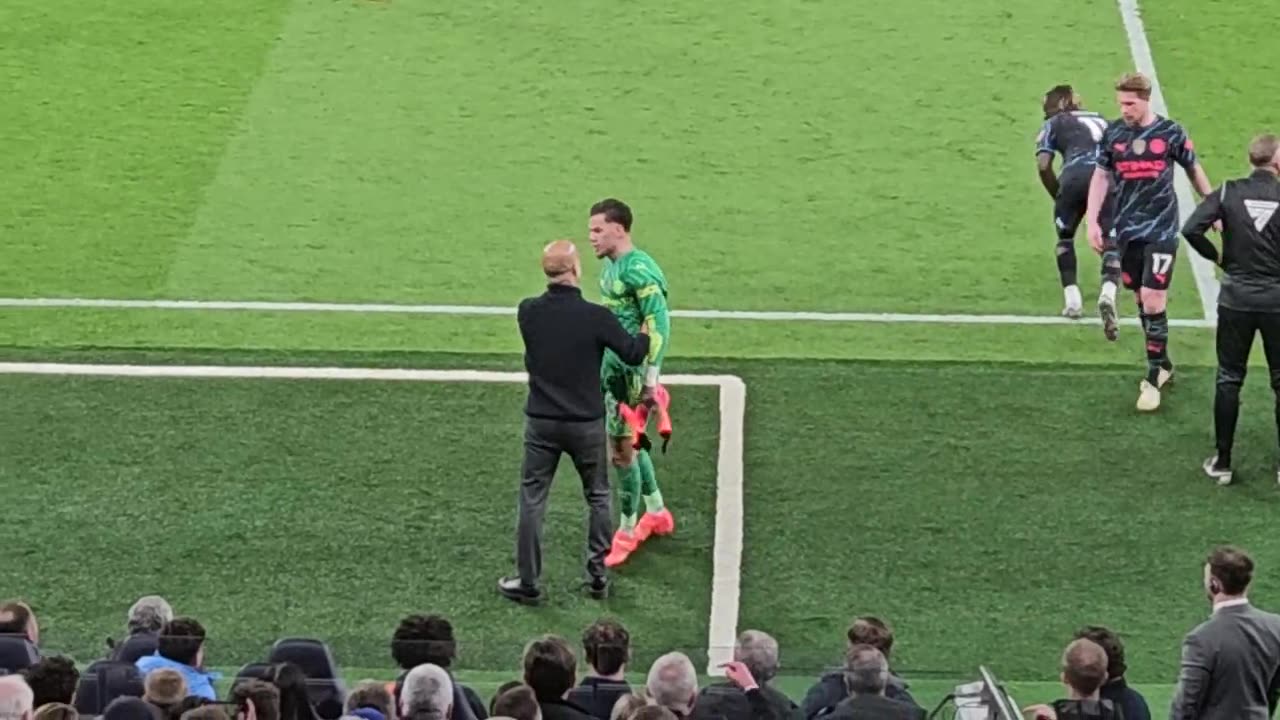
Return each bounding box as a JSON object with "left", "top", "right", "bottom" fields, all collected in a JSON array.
[{"left": 1213, "top": 597, "right": 1250, "bottom": 613}]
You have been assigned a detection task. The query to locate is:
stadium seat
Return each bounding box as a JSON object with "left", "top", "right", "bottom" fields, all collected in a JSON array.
[
  {"left": 0, "top": 634, "right": 39, "bottom": 673},
  {"left": 72, "top": 660, "right": 145, "bottom": 715},
  {"left": 266, "top": 639, "right": 347, "bottom": 720},
  {"left": 109, "top": 633, "right": 160, "bottom": 664}
]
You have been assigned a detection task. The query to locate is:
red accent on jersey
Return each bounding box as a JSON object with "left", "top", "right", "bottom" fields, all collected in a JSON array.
[
  {"left": 1113, "top": 143, "right": 1128, "bottom": 153},
  {"left": 1149, "top": 137, "right": 1168, "bottom": 155},
  {"left": 1184, "top": 138, "right": 1194, "bottom": 151},
  {"left": 1116, "top": 159, "right": 1167, "bottom": 180}
]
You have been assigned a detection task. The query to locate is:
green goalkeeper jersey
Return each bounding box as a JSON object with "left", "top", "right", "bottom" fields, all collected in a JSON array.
[{"left": 600, "top": 248, "right": 670, "bottom": 373}]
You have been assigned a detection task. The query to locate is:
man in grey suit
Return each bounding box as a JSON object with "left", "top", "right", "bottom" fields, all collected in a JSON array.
[{"left": 1170, "top": 546, "right": 1280, "bottom": 720}]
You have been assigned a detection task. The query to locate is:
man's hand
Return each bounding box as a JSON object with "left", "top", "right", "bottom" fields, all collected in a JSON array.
[
  {"left": 640, "top": 320, "right": 650, "bottom": 335},
  {"left": 640, "top": 384, "right": 658, "bottom": 409},
  {"left": 1213, "top": 219, "right": 1224, "bottom": 233},
  {"left": 1021, "top": 704, "right": 1056, "bottom": 720},
  {"left": 718, "top": 661, "right": 759, "bottom": 692},
  {"left": 1087, "top": 221, "right": 1105, "bottom": 253}
]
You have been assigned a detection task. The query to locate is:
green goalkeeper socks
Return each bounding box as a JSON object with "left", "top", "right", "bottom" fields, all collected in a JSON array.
[
  {"left": 616, "top": 460, "right": 642, "bottom": 531},
  {"left": 638, "top": 449, "right": 665, "bottom": 513}
]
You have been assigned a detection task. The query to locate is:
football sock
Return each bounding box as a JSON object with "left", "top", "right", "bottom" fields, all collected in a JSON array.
[
  {"left": 1063, "top": 284, "right": 1082, "bottom": 311},
  {"left": 616, "top": 460, "right": 641, "bottom": 532},
  {"left": 1101, "top": 249, "right": 1121, "bottom": 288},
  {"left": 1056, "top": 240, "right": 1078, "bottom": 287},
  {"left": 637, "top": 449, "right": 664, "bottom": 513},
  {"left": 1144, "top": 311, "right": 1169, "bottom": 385}
]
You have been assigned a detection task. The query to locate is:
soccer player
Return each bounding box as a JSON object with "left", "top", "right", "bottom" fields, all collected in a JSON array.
[
  {"left": 587, "top": 198, "right": 675, "bottom": 567},
  {"left": 1086, "top": 72, "right": 1214, "bottom": 411},
  {"left": 1035, "top": 85, "right": 1119, "bottom": 318}
]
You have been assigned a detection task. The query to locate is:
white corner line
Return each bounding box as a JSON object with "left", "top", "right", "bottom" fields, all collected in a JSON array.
[
  {"left": 1116, "top": 0, "right": 1219, "bottom": 322},
  {"left": 0, "top": 361, "right": 747, "bottom": 676}
]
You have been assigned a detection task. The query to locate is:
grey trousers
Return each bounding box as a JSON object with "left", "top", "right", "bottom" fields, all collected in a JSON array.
[{"left": 517, "top": 415, "right": 612, "bottom": 586}]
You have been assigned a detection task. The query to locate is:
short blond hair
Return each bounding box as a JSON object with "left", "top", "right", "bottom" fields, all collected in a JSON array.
[
  {"left": 1249, "top": 134, "right": 1280, "bottom": 168},
  {"left": 33, "top": 704, "right": 77, "bottom": 720},
  {"left": 1115, "top": 72, "right": 1152, "bottom": 99}
]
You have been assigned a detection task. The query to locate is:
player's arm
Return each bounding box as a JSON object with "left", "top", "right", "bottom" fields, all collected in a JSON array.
[
  {"left": 1034, "top": 121, "right": 1059, "bottom": 199},
  {"left": 1173, "top": 126, "right": 1213, "bottom": 198},
  {"left": 631, "top": 270, "right": 671, "bottom": 388},
  {"left": 595, "top": 305, "right": 650, "bottom": 366},
  {"left": 1182, "top": 185, "right": 1224, "bottom": 264}
]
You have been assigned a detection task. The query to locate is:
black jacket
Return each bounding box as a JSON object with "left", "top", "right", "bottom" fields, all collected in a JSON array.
[
  {"left": 518, "top": 284, "right": 649, "bottom": 421},
  {"left": 820, "top": 695, "right": 924, "bottom": 720},
  {"left": 538, "top": 698, "right": 596, "bottom": 720},
  {"left": 1049, "top": 698, "right": 1125, "bottom": 720},
  {"left": 1183, "top": 169, "right": 1280, "bottom": 312},
  {"left": 695, "top": 682, "right": 798, "bottom": 720},
  {"left": 801, "top": 671, "right": 919, "bottom": 719},
  {"left": 1099, "top": 679, "right": 1148, "bottom": 720},
  {"left": 566, "top": 677, "right": 632, "bottom": 719}
]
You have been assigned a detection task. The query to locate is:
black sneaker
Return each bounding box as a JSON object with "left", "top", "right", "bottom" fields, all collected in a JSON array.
[
  {"left": 497, "top": 576, "right": 544, "bottom": 605},
  {"left": 1098, "top": 295, "right": 1118, "bottom": 342},
  {"left": 1203, "top": 455, "right": 1233, "bottom": 486},
  {"left": 584, "top": 577, "right": 610, "bottom": 600}
]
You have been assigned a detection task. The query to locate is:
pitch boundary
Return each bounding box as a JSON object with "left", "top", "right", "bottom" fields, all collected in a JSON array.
[
  {"left": 0, "top": 362, "right": 746, "bottom": 677},
  {"left": 0, "top": 297, "right": 1215, "bottom": 328}
]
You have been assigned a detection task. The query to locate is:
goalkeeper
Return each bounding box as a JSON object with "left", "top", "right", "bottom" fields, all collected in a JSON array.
[{"left": 587, "top": 198, "right": 674, "bottom": 568}]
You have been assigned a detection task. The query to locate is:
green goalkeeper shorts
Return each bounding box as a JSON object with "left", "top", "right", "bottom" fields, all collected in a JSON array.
[{"left": 602, "top": 355, "right": 645, "bottom": 438}]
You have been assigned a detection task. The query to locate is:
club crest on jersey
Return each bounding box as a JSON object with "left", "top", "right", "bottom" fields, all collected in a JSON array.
[
  {"left": 1132, "top": 139, "right": 1146, "bottom": 155},
  {"left": 1113, "top": 142, "right": 1128, "bottom": 153},
  {"left": 1149, "top": 137, "right": 1167, "bottom": 155}
]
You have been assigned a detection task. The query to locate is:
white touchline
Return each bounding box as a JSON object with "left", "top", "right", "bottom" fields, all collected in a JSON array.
[
  {"left": 1116, "top": 0, "right": 1220, "bottom": 322},
  {"left": 0, "top": 362, "right": 746, "bottom": 677},
  {"left": 0, "top": 297, "right": 1215, "bottom": 328}
]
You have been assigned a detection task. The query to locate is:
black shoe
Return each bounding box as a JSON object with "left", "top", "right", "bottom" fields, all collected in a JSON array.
[
  {"left": 584, "top": 577, "right": 610, "bottom": 600},
  {"left": 1203, "top": 455, "right": 1233, "bottom": 486},
  {"left": 1098, "top": 295, "right": 1118, "bottom": 342},
  {"left": 497, "top": 576, "right": 544, "bottom": 605}
]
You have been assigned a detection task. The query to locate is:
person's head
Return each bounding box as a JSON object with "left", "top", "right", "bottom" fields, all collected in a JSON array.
[
  {"left": 264, "top": 663, "right": 314, "bottom": 720},
  {"left": 644, "top": 653, "right": 696, "bottom": 717},
  {"left": 490, "top": 685, "right": 539, "bottom": 720},
  {"left": 1060, "top": 638, "right": 1108, "bottom": 699},
  {"left": 629, "top": 708, "right": 675, "bottom": 720},
  {"left": 0, "top": 602, "right": 38, "bottom": 645},
  {"left": 733, "top": 630, "right": 780, "bottom": 685},
  {"left": 104, "top": 697, "right": 163, "bottom": 720},
  {"left": 391, "top": 615, "right": 457, "bottom": 671},
  {"left": 846, "top": 617, "right": 894, "bottom": 661},
  {"left": 1043, "top": 84, "right": 1081, "bottom": 119},
  {"left": 588, "top": 199, "right": 634, "bottom": 260},
  {"left": 1073, "top": 626, "right": 1127, "bottom": 682},
  {"left": 843, "top": 645, "right": 888, "bottom": 697},
  {"left": 1205, "top": 545, "right": 1254, "bottom": 602},
  {"left": 127, "top": 597, "right": 174, "bottom": 636},
  {"left": 0, "top": 676, "right": 35, "bottom": 720},
  {"left": 488, "top": 683, "right": 522, "bottom": 717},
  {"left": 343, "top": 681, "right": 393, "bottom": 720},
  {"left": 33, "top": 703, "right": 77, "bottom": 720},
  {"left": 231, "top": 681, "right": 281, "bottom": 720},
  {"left": 21, "top": 656, "right": 79, "bottom": 708},
  {"left": 540, "top": 240, "right": 581, "bottom": 287},
  {"left": 522, "top": 635, "right": 577, "bottom": 702},
  {"left": 143, "top": 669, "right": 187, "bottom": 709},
  {"left": 1248, "top": 134, "right": 1280, "bottom": 174},
  {"left": 582, "top": 619, "right": 630, "bottom": 678},
  {"left": 608, "top": 695, "right": 646, "bottom": 720},
  {"left": 398, "top": 665, "right": 452, "bottom": 720},
  {"left": 1115, "top": 72, "right": 1153, "bottom": 126},
  {"left": 158, "top": 618, "right": 205, "bottom": 668}
]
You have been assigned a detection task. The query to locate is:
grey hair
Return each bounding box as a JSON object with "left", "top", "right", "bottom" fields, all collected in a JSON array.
[
  {"left": 400, "top": 664, "right": 453, "bottom": 720},
  {"left": 127, "top": 596, "right": 174, "bottom": 634},
  {"left": 843, "top": 644, "right": 888, "bottom": 696},
  {"left": 0, "top": 676, "right": 34, "bottom": 720},
  {"left": 733, "top": 630, "right": 780, "bottom": 684},
  {"left": 645, "top": 653, "right": 696, "bottom": 715}
]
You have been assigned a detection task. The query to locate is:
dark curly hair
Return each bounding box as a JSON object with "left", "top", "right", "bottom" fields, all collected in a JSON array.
[
  {"left": 391, "top": 614, "right": 456, "bottom": 670},
  {"left": 22, "top": 655, "right": 80, "bottom": 707}
]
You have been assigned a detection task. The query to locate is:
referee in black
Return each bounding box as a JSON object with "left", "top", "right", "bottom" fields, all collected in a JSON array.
[
  {"left": 1183, "top": 133, "right": 1280, "bottom": 486},
  {"left": 498, "top": 239, "right": 650, "bottom": 604}
]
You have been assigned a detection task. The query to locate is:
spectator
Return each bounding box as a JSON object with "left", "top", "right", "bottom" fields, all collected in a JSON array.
[
  {"left": 112, "top": 597, "right": 174, "bottom": 664},
  {"left": 490, "top": 686, "right": 540, "bottom": 720},
  {"left": 0, "top": 602, "right": 39, "bottom": 646},
  {"left": 0, "top": 676, "right": 35, "bottom": 720},
  {"left": 608, "top": 696, "right": 645, "bottom": 720},
  {"left": 33, "top": 703, "right": 77, "bottom": 720},
  {"left": 142, "top": 669, "right": 187, "bottom": 719},
  {"left": 489, "top": 685, "right": 522, "bottom": 718},
  {"left": 522, "top": 637, "right": 591, "bottom": 720},
  {"left": 400, "top": 665, "right": 452, "bottom": 720},
  {"left": 168, "top": 697, "right": 210, "bottom": 720},
  {"left": 261, "top": 664, "right": 317, "bottom": 720},
  {"left": 568, "top": 620, "right": 632, "bottom": 719},
  {"left": 104, "top": 697, "right": 163, "bottom": 720},
  {"left": 1022, "top": 639, "right": 1121, "bottom": 720},
  {"left": 21, "top": 656, "right": 79, "bottom": 707},
  {"left": 178, "top": 706, "right": 227, "bottom": 720},
  {"left": 136, "top": 618, "right": 218, "bottom": 701},
  {"left": 800, "top": 617, "right": 918, "bottom": 719},
  {"left": 1073, "top": 626, "right": 1150, "bottom": 720},
  {"left": 345, "top": 681, "right": 395, "bottom": 720},
  {"left": 644, "top": 654, "right": 697, "bottom": 720},
  {"left": 695, "top": 631, "right": 798, "bottom": 720},
  {"left": 821, "top": 645, "right": 922, "bottom": 720},
  {"left": 231, "top": 680, "right": 281, "bottom": 720},
  {"left": 391, "top": 615, "right": 484, "bottom": 720}
]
